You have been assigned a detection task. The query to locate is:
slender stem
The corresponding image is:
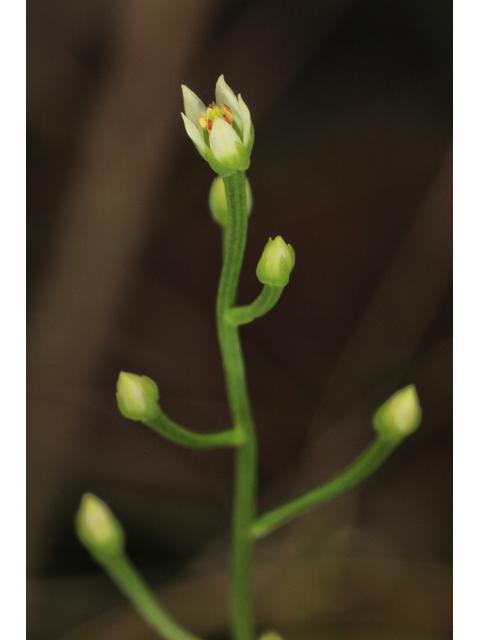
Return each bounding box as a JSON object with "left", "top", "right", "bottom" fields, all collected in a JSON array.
[
  {"left": 216, "top": 172, "right": 257, "bottom": 640},
  {"left": 144, "top": 411, "right": 244, "bottom": 449},
  {"left": 99, "top": 553, "right": 202, "bottom": 640},
  {"left": 251, "top": 435, "right": 401, "bottom": 539},
  {"left": 225, "top": 285, "right": 284, "bottom": 326}
]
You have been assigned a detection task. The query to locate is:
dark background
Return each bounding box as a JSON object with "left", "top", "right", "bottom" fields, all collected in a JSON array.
[{"left": 27, "top": 0, "right": 452, "bottom": 638}]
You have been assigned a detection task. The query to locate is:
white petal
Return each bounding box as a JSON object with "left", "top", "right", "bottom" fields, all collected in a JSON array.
[
  {"left": 215, "top": 75, "right": 242, "bottom": 132},
  {"left": 181, "top": 113, "right": 207, "bottom": 157},
  {"left": 181, "top": 85, "right": 207, "bottom": 135},
  {"left": 237, "top": 94, "right": 251, "bottom": 147},
  {"left": 209, "top": 117, "right": 242, "bottom": 168}
]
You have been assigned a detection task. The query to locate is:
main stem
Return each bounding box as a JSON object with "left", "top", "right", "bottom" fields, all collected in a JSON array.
[{"left": 216, "top": 171, "right": 257, "bottom": 640}]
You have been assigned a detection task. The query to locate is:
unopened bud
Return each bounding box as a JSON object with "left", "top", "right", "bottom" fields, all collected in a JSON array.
[
  {"left": 258, "top": 633, "right": 284, "bottom": 640},
  {"left": 76, "top": 493, "right": 124, "bottom": 557},
  {"left": 256, "top": 236, "right": 295, "bottom": 287},
  {"left": 209, "top": 176, "right": 253, "bottom": 226},
  {"left": 373, "top": 385, "right": 422, "bottom": 440},
  {"left": 116, "top": 372, "right": 160, "bottom": 421}
]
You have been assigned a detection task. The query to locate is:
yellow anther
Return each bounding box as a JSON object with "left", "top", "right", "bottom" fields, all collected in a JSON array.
[{"left": 200, "top": 102, "right": 234, "bottom": 135}]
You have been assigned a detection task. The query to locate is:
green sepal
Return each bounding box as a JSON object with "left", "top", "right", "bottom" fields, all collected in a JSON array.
[
  {"left": 234, "top": 141, "right": 251, "bottom": 171},
  {"left": 205, "top": 147, "right": 237, "bottom": 178},
  {"left": 246, "top": 123, "right": 255, "bottom": 154},
  {"left": 204, "top": 145, "right": 251, "bottom": 177}
]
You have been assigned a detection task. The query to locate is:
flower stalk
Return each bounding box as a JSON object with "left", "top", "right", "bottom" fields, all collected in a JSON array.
[
  {"left": 77, "top": 75, "right": 424, "bottom": 640},
  {"left": 251, "top": 435, "right": 400, "bottom": 539}
]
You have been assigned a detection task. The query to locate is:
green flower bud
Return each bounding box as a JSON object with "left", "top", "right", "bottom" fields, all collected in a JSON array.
[
  {"left": 209, "top": 176, "right": 253, "bottom": 226},
  {"left": 373, "top": 385, "right": 422, "bottom": 440},
  {"left": 75, "top": 493, "right": 125, "bottom": 558},
  {"left": 116, "top": 372, "right": 160, "bottom": 422},
  {"left": 256, "top": 236, "right": 295, "bottom": 287},
  {"left": 258, "top": 633, "right": 284, "bottom": 640}
]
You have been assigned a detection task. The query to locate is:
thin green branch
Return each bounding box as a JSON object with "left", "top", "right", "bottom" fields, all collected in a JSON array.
[
  {"left": 225, "top": 285, "right": 284, "bottom": 326},
  {"left": 144, "top": 410, "right": 244, "bottom": 449},
  {"left": 99, "top": 552, "right": 202, "bottom": 640},
  {"left": 251, "top": 435, "right": 401, "bottom": 539}
]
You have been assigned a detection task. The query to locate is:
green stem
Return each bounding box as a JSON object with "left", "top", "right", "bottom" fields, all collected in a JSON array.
[
  {"left": 100, "top": 552, "right": 202, "bottom": 640},
  {"left": 144, "top": 411, "right": 244, "bottom": 449},
  {"left": 251, "top": 435, "right": 401, "bottom": 539},
  {"left": 225, "top": 285, "right": 284, "bottom": 326},
  {"left": 217, "top": 172, "right": 257, "bottom": 640}
]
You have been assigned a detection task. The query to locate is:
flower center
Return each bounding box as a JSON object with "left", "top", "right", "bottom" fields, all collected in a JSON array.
[{"left": 199, "top": 102, "right": 234, "bottom": 133}]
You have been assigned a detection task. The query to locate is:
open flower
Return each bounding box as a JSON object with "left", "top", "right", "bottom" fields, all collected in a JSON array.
[{"left": 181, "top": 75, "right": 254, "bottom": 175}]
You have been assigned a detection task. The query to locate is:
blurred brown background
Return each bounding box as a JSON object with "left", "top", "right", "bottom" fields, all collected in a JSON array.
[{"left": 27, "top": 0, "right": 452, "bottom": 638}]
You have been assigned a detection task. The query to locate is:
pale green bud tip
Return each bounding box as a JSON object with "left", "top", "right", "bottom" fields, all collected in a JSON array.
[
  {"left": 256, "top": 236, "right": 295, "bottom": 287},
  {"left": 208, "top": 176, "right": 253, "bottom": 226},
  {"left": 75, "top": 493, "right": 124, "bottom": 557},
  {"left": 116, "top": 371, "right": 160, "bottom": 422},
  {"left": 373, "top": 384, "right": 422, "bottom": 440},
  {"left": 258, "top": 632, "right": 284, "bottom": 640}
]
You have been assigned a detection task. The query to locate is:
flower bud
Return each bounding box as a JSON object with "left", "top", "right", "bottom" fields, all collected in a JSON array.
[
  {"left": 258, "top": 633, "right": 284, "bottom": 640},
  {"left": 116, "top": 372, "right": 160, "bottom": 422},
  {"left": 76, "top": 493, "right": 124, "bottom": 558},
  {"left": 209, "top": 176, "right": 253, "bottom": 226},
  {"left": 373, "top": 385, "right": 422, "bottom": 440},
  {"left": 256, "top": 236, "right": 295, "bottom": 287}
]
